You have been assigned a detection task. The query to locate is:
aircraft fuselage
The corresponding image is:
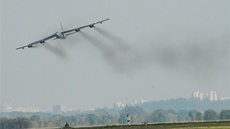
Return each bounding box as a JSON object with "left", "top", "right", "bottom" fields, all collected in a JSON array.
[{"left": 55, "top": 32, "right": 66, "bottom": 39}]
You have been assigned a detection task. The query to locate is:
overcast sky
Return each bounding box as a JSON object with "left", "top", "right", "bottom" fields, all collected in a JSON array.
[{"left": 1, "top": 0, "right": 229, "bottom": 111}]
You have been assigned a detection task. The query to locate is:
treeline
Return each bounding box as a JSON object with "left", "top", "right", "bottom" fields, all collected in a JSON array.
[
  {"left": 0, "top": 117, "right": 31, "bottom": 129},
  {"left": 0, "top": 108, "right": 230, "bottom": 129}
]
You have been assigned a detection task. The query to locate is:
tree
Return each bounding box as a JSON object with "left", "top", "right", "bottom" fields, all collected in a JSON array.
[
  {"left": 118, "top": 113, "right": 127, "bottom": 124},
  {"left": 167, "top": 109, "right": 177, "bottom": 115},
  {"left": 188, "top": 111, "right": 194, "bottom": 121},
  {"left": 51, "top": 114, "right": 63, "bottom": 127},
  {"left": 177, "top": 109, "right": 189, "bottom": 121},
  {"left": 219, "top": 109, "right": 230, "bottom": 120},
  {"left": 30, "top": 115, "right": 41, "bottom": 121},
  {"left": 204, "top": 109, "right": 218, "bottom": 120},
  {"left": 30, "top": 115, "right": 41, "bottom": 128},
  {"left": 127, "top": 107, "right": 145, "bottom": 115},
  {"left": 100, "top": 115, "right": 114, "bottom": 125},
  {"left": 167, "top": 113, "right": 177, "bottom": 122},
  {"left": 149, "top": 109, "right": 167, "bottom": 122},
  {"left": 86, "top": 114, "right": 98, "bottom": 125},
  {"left": 195, "top": 112, "right": 203, "bottom": 121},
  {"left": 0, "top": 117, "right": 32, "bottom": 129}
]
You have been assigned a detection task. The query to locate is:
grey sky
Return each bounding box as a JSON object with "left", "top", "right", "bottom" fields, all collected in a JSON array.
[{"left": 1, "top": 0, "right": 229, "bottom": 111}]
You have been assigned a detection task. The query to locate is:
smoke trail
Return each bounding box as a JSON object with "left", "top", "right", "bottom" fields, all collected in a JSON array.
[
  {"left": 42, "top": 43, "right": 67, "bottom": 58},
  {"left": 79, "top": 31, "right": 109, "bottom": 52},
  {"left": 94, "top": 27, "right": 136, "bottom": 53},
  {"left": 79, "top": 31, "right": 142, "bottom": 72},
  {"left": 94, "top": 28, "right": 143, "bottom": 71},
  {"left": 94, "top": 27, "right": 227, "bottom": 79},
  {"left": 94, "top": 27, "right": 126, "bottom": 46}
]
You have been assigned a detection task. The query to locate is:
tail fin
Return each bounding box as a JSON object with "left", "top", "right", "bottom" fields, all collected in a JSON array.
[{"left": 60, "top": 22, "right": 64, "bottom": 31}]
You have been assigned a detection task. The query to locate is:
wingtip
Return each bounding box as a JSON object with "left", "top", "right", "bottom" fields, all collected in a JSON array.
[
  {"left": 16, "top": 47, "right": 25, "bottom": 50},
  {"left": 104, "top": 18, "right": 110, "bottom": 21}
]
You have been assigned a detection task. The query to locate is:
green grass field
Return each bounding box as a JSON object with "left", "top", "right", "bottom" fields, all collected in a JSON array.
[
  {"left": 171, "top": 126, "right": 230, "bottom": 129},
  {"left": 58, "top": 121, "right": 230, "bottom": 129}
]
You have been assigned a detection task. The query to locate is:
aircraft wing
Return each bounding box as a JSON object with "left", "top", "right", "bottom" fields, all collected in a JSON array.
[
  {"left": 16, "top": 45, "right": 28, "bottom": 50},
  {"left": 62, "top": 18, "right": 110, "bottom": 36},
  {"left": 42, "top": 33, "right": 57, "bottom": 41},
  {"left": 16, "top": 34, "right": 57, "bottom": 50}
]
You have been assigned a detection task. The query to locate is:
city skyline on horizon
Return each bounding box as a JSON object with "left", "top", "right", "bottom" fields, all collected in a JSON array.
[{"left": 1, "top": 90, "right": 229, "bottom": 112}]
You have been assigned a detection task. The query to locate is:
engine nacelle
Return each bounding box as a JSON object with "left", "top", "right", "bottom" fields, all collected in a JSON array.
[
  {"left": 75, "top": 28, "right": 80, "bottom": 32},
  {"left": 89, "top": 24, "right": 94, "bottom": 28},
  {"left": 28, "top": 44, "right": 33, "bottom": 48},
  {"left": 40, "top": 40, "right": 45, "bottom": 44}
]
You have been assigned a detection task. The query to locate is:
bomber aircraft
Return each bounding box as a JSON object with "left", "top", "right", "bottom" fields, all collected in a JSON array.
[{"left": 16, "top": 18, "right": 110, "bottom": 50}]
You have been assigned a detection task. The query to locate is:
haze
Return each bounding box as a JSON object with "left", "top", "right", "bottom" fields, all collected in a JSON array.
[{"left": 1, "top": 0, "right": 229, "bottom": 111}]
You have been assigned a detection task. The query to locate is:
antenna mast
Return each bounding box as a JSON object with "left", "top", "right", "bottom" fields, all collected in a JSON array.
[{"left": 125, "top": 97, "right": 130, "bottom": 125}]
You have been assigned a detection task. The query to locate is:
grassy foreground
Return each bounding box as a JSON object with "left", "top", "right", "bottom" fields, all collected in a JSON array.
[{"left": 58, "top": 121, "right": 230, "bottom": 129}]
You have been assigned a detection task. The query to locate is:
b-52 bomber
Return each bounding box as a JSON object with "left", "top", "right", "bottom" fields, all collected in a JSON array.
[{"left": 16, "top": 18, "right": 110, "bottom": 50}]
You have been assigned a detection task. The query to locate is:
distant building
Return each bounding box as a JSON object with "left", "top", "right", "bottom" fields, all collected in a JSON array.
[
  {"left": 113, "top": 99, "right": 147, "bottom": 108},
  {"left": 15, "top": 107, "right": 39, "bottom": 112},
  {"left": 113, "top": 101, "right": 126, "bottom": 108},
  {"left": 219, "top": 97, "right": 230, "bottom": 100},
  {"left": 2, "top": 102, "right": 39, "bottom": 112},
  {"left": 3, "top": 103, "right": 13, "bottom": 112},
  {"left": 191, "top": 91, "right": 203, "bottom": 101},
  {"left": 207, "top": 91, "right": 218, "bottom": 101},
  {"left": 131, "top": 99, "right": 147, "bottom": 105},
  {"left": 52, "top": 104, "right": 72, "bottom": 114}
]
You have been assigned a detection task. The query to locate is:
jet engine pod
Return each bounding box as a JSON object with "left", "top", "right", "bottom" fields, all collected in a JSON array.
[
  {"left": 89, "top": 24, "right": 94, "bottom": 28},
  {"left": 28, "top": 44, "right": 33, "bottom": 48},
  {"left": 40, "top": 40, "right": 45, "bottom": 44},
  {"left": 75, "top": 28, "right": 80, "bottom": 32}
]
